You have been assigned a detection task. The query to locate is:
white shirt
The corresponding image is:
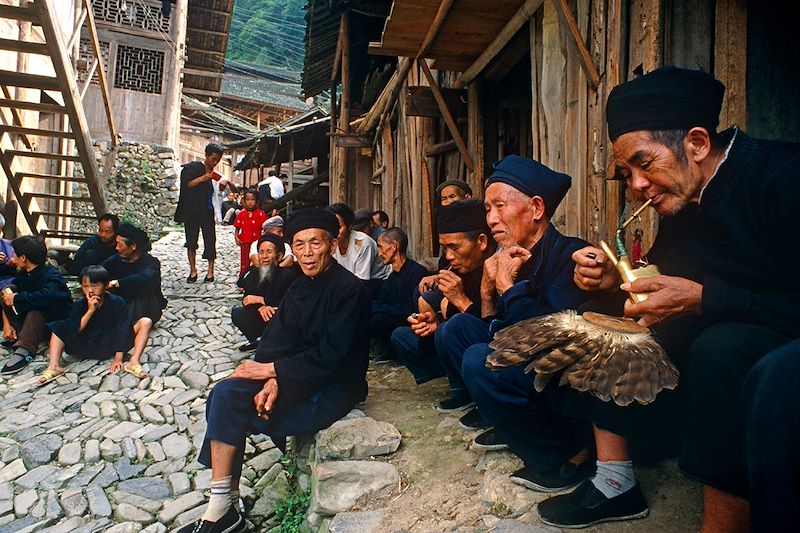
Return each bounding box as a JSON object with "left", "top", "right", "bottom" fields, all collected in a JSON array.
[
  {"left": 257, "top": 176, "right": 285, "bottom": 200},
  {"left": 333, "top": 230, "right": 391, "bottom": 281}
]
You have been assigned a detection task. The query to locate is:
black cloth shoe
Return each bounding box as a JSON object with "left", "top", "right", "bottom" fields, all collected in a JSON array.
[
  {"left": 459, "top": 407, "right": 491, "bottom": 430},
  {"left": 204, "top": 276, "right": 215, "bottom": 283},
  {"left": 472, "top": 429, "right": 509, "bottom": 451},
  {"left": 511, "top": 461, "right": 596, "bottom": 493},
  {"left": 1, "top": 340, "right": 14, "bottom": 348},
  {"left": 186, "top": 274, "right": 198, "bottom": 283},
  {"left": 436, "top": 396, "right": 474, "bottom": 413},
  {"left": 538, "top": 479, "right": 649, "bottom": 528},
  {"left": 0, "top": 353, "right": 33, "bottom": 376},
  {"left": 238, "top": 341, "right": 258, "bottom": 352},
  {"left": 174, "top": 506, "right": 244, "bottom": 533}
]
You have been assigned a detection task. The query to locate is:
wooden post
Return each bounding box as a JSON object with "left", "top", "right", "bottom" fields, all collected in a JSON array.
[
  {"left": 334, "top": 11, "right": 350, "bottom": 204},
  {"left": 82, "top": 0, "right": 118, "bottom": 146},
  {"left": 419, "top": 60, "right": 474, "bottom": 172},
  {"left": 553, "top": 0, "right": 601, "bottom": 89},
  {"left": 604, "top": 0, "right": 623, "bottom": 243},
  {"left": 714, "top": 0, "right": 747, "bottom": 130}
]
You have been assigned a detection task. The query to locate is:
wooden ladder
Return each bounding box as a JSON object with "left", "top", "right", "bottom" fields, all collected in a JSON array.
[{"left": 0, "top": 0, "right": 115, "bottom": 242}]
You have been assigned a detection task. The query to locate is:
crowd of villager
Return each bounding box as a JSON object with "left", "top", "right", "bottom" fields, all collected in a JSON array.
[{"left": 3, "top": 66, "right": 797, "bottom": 533}]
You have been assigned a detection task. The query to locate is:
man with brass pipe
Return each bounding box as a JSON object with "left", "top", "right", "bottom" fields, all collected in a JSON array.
[{"left": 537, "top": 67, "right": 800, "bottom": 530}]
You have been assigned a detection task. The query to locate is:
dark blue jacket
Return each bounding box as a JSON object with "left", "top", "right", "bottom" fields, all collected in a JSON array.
[
  {"left": 71, "top": 235, "right": 117, "bottom": 275},
  {"left": 372, "top": 258, "right": 428, "bottom": 319},
  {"left": 102, "top": 253, "right": 164, "bottom": 303},
  {"left": 12, "top": 264, "right": 72, "bottom": 321},
  {"left": 490, "top": 223, "right": 590, "bottom": 334}
]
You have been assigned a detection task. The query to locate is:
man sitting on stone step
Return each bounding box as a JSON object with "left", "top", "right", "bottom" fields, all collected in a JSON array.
[
  {"left": 179, "top": 208, "right": 370, "bottom": 533},
  {"left": 68, "top": 212, "right": 119, "bottom": 275}
]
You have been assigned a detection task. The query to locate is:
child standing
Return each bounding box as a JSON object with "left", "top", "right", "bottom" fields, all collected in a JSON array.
[
  {"left": 233, "top": 190, "right": 267, "bottom": 279},
  {"left": 38, "top": 265, "right": 136, "bottom": 386}
]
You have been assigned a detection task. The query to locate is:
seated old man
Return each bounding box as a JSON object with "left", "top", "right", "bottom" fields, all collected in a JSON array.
[
  {"left": 248, "top": 215, "right": 295, "bottom": 269},
  {"left": 326, "top": 203, "right": 391, "bottom": 287},
  {"left": 233, "top": 234, "right": 297, "bottom": 352},
  {"left": 542, "top": 67, "right": 800, "bottom": 530},
  {"left": 370, "top": 227, "right": 427, "bottom": 363},
  {"left": 0, "top": 236, "right": 72, "bottom": 375},
  {"left": 437, "top": 155, "right": 591, "bottom": 488},
  {"left": 69, "top": 213, "right": 119, "bottom": 275},
  {"left": 102, "top": 223, "right": 166, "bottom": 379},
  {"left": 178, "top": 209, "right": 370, "bottom": 533},
  {"left": 391, "top": 200, "right": 495, "bottom": 403}
]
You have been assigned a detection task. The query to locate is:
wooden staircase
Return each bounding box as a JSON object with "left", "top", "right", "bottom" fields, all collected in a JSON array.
[{"left": 0, "top": 0, "right": 116, "bottom": 242}]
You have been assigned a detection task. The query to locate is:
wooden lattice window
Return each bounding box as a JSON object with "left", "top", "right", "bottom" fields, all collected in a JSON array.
[
  {"left": 113, "top": 44, "right": 164, "bottom": 94},
  {"left": 91, "top": 0, "right": 171, "bottom": 33},
  {"left": 77, "top": 38, "right": 110, "bottom": 85}
]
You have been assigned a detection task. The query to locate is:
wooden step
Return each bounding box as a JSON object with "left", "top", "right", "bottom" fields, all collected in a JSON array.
[
  {"left": 0, "top": 37, "right": 48, "bottom": 55},
  {"left": 0, "top": 69, "right": 60, "bottom": 90},
  {"left": 40, "top": 230, "right": 94, "bottom": 240},
  {"left": 4, "top": 150, "right": 80, "bottom": 162},
  {"left": 1, "top": 125, "right": 73, "bottom": 139},
  {"left": 0, "top": 98, "right": 66, "bottom": 114},
  {"left": 16, "top": 172, "right": 85, "bottom": 182},
  {"left": 0, "top": 5, "right": 40, "bottom": 24},
  {"left": 24, "top": 192, "right": 93, "bottom": 202},
  {"left": 33, "top": 211, "right": 97, "bottom": 221}
]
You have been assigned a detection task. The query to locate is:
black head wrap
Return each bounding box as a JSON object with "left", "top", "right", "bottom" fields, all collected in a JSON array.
[
  {"left": 486, "top": 155, "right": 571, "bottom": 218},
  {"left": 256, "top": 233, "right": 285, "bottom": 254},
  {"left": 117, "top": 223, "right": 151, "bottom": 252},
  {"left": 606, "top": 66, "right": 725, "bottom": 141},
  {"left": 436, "top": 200, "right": 489, "bottom": 235},
  {"left": 352, "top": 208, "right": 373, "bottom": 231},
  {"left": 284, "top": 209, "right": 341, "bottom": 241},
  {"left": 435, "top": 179, "right": 473, "bottom": 196}
]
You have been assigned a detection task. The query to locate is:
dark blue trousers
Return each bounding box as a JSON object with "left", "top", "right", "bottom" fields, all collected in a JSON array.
[
  {"left": 198, "top": 378, "right": 356, "bottom": 468},
  {"left": 444, "top": 313, "right": 587, "bottom": 471},
  {"left": 390, "top": 326, "right": 446, "bottom": 384},
  {"left": 438, "top": 314, "right": 492, "bottom": 399},
  {"left": 231, "top": 306, "right": 266, "bottom": 343},
  {"left": 743, "top": 339, "right": 800, "bottom": 532}
]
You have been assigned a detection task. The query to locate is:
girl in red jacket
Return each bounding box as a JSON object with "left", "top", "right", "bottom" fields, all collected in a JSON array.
[{"left": 233, "top": 190, "right": 267, "bottom": 279}]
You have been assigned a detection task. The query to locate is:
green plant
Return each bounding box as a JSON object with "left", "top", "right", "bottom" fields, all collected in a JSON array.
[{"left": 273, "top": 489, "right": 310, "bottom": 533}]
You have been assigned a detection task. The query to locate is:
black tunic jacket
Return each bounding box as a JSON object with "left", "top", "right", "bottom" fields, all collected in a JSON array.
[{"left": 12, "top": 264, "right": 72, "bottom": 321}]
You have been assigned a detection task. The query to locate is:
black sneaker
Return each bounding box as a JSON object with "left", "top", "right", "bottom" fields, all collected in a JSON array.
[
  {"left": 537, "top": 479, "right": 649, "bottom": 528},
  {"left": 436, "top": 396, "right": 474, "bottom": 413},
  {"left": 238, "top": 342, "right": 258, "bottom": 352},
  {"left": 0, "top": 353, "right": 33, "bottom": 376},
  {"left": 511, "top": 461, "right": 596, "bottom": 493},
  {"left": 458, "top": 408, "right": 491, "bottom": 430},
  {"left": 174, "top": 506, "right": 245, "bottom": 533},
  {"left": 472, "top": 429, "right": 509, "bottom": 451}
]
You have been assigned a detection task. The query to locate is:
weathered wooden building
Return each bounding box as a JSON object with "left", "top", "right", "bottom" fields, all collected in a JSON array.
[{"left": 306, "top": 0, "right": 800, "bottom": 259}]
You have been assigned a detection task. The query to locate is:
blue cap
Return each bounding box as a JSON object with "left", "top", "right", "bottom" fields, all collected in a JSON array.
[{"left": 486, "top": 155, "right": 571, "bottom": 217}]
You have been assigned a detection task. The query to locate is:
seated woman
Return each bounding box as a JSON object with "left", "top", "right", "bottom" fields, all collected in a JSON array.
[
  {"left": 232, "top": 234, "right": 297, "bottom": 351},
  {"left": 102, "top": 223, "right": 166, "bottom": 378},
  {"left": 37, "top": 265, "right": 136, "bottom": 386}
]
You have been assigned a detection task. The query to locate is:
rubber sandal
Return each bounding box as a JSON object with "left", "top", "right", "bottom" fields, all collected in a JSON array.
[
  {"left": 37, "top": 368, "right": 64, "bottom": 387},
  {"left": 123, "top": 363, "right": 148, "bottom": 378}
]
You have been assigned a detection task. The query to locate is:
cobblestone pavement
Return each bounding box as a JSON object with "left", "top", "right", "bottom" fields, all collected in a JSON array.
[{"left": 0, "top": 226, "right": 258, "bottom": 533}]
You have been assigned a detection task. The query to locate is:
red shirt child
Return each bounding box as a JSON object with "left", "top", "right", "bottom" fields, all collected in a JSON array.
[{"left": 234, "top": 191, "right": 267, "bottom": 277}]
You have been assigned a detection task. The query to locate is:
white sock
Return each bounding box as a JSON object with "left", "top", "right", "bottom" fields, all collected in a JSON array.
[
  {"left": 591, "top": 460, "right": 637, "bottom": 499},
  {"left": 202, "top": 476, "right": 232, "bottom": 522}
]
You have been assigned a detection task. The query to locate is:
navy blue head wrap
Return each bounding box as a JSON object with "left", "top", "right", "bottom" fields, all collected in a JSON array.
[
  {"left": 284, "top": 209, "right": 340, "bottom": 241},
  {"left": 486, "top": 155, "right": 571, "bottom": 218},
  {"left": 256, "top": 233, "right": 285, "bottom": 254}
]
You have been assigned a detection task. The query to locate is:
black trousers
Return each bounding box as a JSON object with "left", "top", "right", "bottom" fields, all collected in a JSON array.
[
  {"left": 4, "top": 308, "right": 49, "bottom": 354},
  {"left": 370, "top": 312, "right": 404, "bottom": 357},
  {"left": 231, "top": 306, "right": 266, "bottom": 343},
  {"left": 183, "top": 213, "right": 216, "bottom": 260}
]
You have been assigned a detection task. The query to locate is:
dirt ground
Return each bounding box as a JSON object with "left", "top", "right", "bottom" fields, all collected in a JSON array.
[{"left": 354, "top": 363, "right": 703, "bottom": 533}]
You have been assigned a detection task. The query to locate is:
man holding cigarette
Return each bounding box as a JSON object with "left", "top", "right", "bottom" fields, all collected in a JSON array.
[
  {"left": 179, "top": 209, "right": 370, "bottom": 533},
  {"left": 174, "top": 142, "right": 224, "bottom": 283}
]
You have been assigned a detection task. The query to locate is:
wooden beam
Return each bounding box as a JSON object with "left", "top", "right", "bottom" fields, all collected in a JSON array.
[
  {"left": 0, "top": 37, "right": 48, "bottom": 55},
  {"left": 0, "top": 97, "right": 64, "bottom": 113},
  {"left": 0, "top": 86, "right": 32, "bottom": 149},
  {"left": 328, "top": 133, "right": 371, "bottom": 148},
  {"left": 455, "top": 0, "right": 546, "bottom": 88},
  {"left": 79, "top": 58, "right": 99, "bottom": 100},
  {"left": 181, "top": 67, "right": 224, "bottom": 78},
  {"left": 0, "top": 125, "right": 73, "bottom": 138},
  {"left": 416, "top": 0, "right": 457, "bottom": 59},
  {"left": 82, "top": 0, "right": 117, "bottom": 146},
  {"left": 0, "top": 69, "right": 59, "bottom": 90},
  {"left": 419, "top": 60, "right": 474, "bottom": 172},
  {"left": 331, "top": 14, "right": 345, "bottom": 82},
  {"left": 406, "top": 85, "right": 467, "bottom": 118},
  {"left": 182, "top": 87, "right": 222, "bottom": 98},
  {"left": 423, "top": 139, "right": 457, "bottom": 157},
  {"left": 0, "top": 5, "right": 40, "bottom": 24},
  {"left": 553, "top": 0, "right": 600, "bottom": 89},
  {"left": 65, "top": 6, "right": 87, "bottom": 53}
]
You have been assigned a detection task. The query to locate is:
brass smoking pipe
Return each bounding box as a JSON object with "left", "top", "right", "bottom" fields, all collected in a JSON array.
[{"left": 599, "top": 198, "right": 661, "bottom": 303}]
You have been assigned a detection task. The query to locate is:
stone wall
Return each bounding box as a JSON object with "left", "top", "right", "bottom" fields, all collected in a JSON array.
[{"left": 72, "top": 141, "right": 180, "bottom": 241}]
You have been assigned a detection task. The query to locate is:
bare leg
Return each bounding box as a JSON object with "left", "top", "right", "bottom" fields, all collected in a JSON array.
[
  {"left": 188, "top": 249, "right": 198, "bottom": 278},
  {"left": 210, "top": 440, "right": 239, "bottom": 482},
  {"left": 128, "top": 317, "right": 152, "bottom": 370},
  {"left": 207, "top": 259, "right": 215, "bottom": 279},
  {"left": 594, "top": 426, "right": 630, "bottom": 461},
  {"left": 2, "top": 311, "right": 15, "bottom": 341},
  {"left": 45, "top": 334, "right": 66, "bottom": 372},
  {"left": 700, "top": 486, "right": 750, "bottom": 533}
]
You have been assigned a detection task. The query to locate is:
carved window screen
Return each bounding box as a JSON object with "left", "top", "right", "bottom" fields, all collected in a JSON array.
[
  {"left": 77, "top": 38, "right": 110, "bottom": 85},
  {"left": 91, "top": 0, "right": 171, "bottom": 33},
  {"left": 114, "top": 44, "right": 165, "bottom": 94}
]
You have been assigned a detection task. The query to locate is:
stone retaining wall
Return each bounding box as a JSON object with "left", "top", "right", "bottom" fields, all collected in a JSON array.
[{"left": 71, "top": 141, "right": 180, "bottom": 242}]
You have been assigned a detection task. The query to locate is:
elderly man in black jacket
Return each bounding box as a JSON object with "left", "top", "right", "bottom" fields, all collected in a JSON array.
[
  {"left": 178, "top": 209, "right": 370, "bottom": 533},
  {"left": 1, "top": 236, "right": 71, "bottom": 375}
]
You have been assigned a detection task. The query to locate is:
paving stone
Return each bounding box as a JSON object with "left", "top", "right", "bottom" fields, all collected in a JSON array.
[
  {"left": 140, "top": 424, "right": 176, "bottom": 443},
  {"left": 328, "top": 509, "right": 386, "bottom": 533},
  {"left": 157, "top": 490, "right": 205, "bottom": 523},
  {"left": 113, "top": 503, "right": 154, "bottom": 524},
  {"left": 139, "top": 524, "right": 166, "bottom": 533},
  {"left": 180, "top": 370, "right": 209, "bottom": 390},
  {"left": 247, "top": 448, "right": 283, "bottom": 473},
  {"left": 16, "top": 465, "right": 61, "bottom": 490},
  {"left": 114, "top": 458, "right": 148, "bottom": 481},
  {"left": 59, "top": 487, "right": 88, "bottom": 517},
  {"left": 19, "top": 434, "right": 62, "bottom": 469},
  {"left": 94, "top": 462, "right": 119, "bottom": 488},
  {"left": 58, "top": 442, "right": 82, "bottom": 466},
  {"left": 109, "top": 492, "right": 163, "bottom": 514},
  {"left": 85, "top": 484, "right": 112, "bottom": 517},
  {"left": 13, "top": 489, "right": 37, "bottom": 516},
  {"left": 80, "top": 403, "right": 100, "bottom": 418},
  {"left": 168, "top": 472, "right": 191, "bottom": 496},
  {"left": 84, "top": 440, "right": 101, "bottom": 464},
  {"left": 145, "top": 443, "right": 165, "bottom": 462},
  {"left": 100, "top": 439, "right": 122, "bottom": 461},
  {"left": 0, "top": 459, "right": 26, "bottom": 483},
  {"left": 161, "top": 433, "right": 192, "bottom": 459},
  {"left": 121, "top": 438, "right": 138, "bottom": 461},
  {"left": 104, "top": 422, "right": 144, "bottom": 442},
  {"left": 103, "top": 523, "right": 143, "bottom": 533},
  {"left": 138, "top": 404, "right": 165, "bottom": 424},
  {"left": 45, "top": 490, "right": 63, "bottom": 520},
  {"left": 116, "top": 477, "right": 171, "bottom": 500}
]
